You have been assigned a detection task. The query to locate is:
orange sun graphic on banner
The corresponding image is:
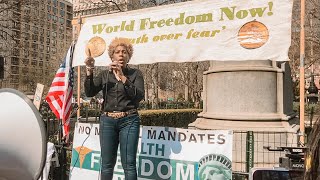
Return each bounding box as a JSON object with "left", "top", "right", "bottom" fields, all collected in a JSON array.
[
  {"left": 238, "top": 21, "right": 269, "bottom": 49},
  {"left": 85, "top": 36, "right": 106, "bottom": 57}
]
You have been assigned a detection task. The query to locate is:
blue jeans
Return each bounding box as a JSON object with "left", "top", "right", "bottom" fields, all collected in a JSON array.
[{"left": 99, "top": 114, "right": 140, "bottom": 180}]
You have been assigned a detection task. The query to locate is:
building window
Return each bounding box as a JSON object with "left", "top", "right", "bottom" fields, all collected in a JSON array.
[
  {"left": 13, "top": 21, "right": 20, "bottom": 29},
  {"left": 32, "top": 26, "right": 39, "bottom": 34},
  {"left": 32, "top": 43, "right": 38, "bottom": 50},
  {"left": 13, "top": 31, "right": 20, "bottom": 39},
  {"left": 39, "top": 20, "right": 45, "bottom": 27},
  {"left": 32, "top": 34, "right": 38, "bottom": 41},
  {"left": 67, "top": 5, "right": 72, "bottom": 12},
  {"left": 11, "top": 57, "right": 19, "bottom": 65},
  {"left": 14, "top": 40, "right": 20, "bottom": 46},
  {"left": 53, "top": 8, "right": 57, "bottom": 15},
  {"left": 24, "top": 49, "right": 29, "bottom": 57},
  {"left": 52, "top": 40, "right": 57, "bottom": 46},
  {"left": 24, "top": 33, "right": 29, "bottom": 40},
  {"left": 59, "top": 17, "right": 64, "bottom": 24},
  {"left": 40, "top": 3, "right": 45, "bottom": 10},
  {"left": 10, "top": 76, "right": 19, "bottom": 84},
  {"left": 22, "top": 59, "right": 29, "bottom": 66},
  {"left": 24, "top": 41, "right": 29, "bottom": 48},
  {"left": 22, "top": 67, "right": 29, "bottom": 73},
  {"left": 60, "top": 10, "right": 65, "bottom": 17},
  {"left": 60, "top": 2, "right": 65, "bottom": 9},
  {"left": 23, "top": 15, "right": 30, "bottom": 22},
  {"left": 31, "top": 60, "right": 37, "bottom": 66},
  {"left": 11, "top": 66, "right": 19, "bottom": 74},
  {"left": 24, "top": 7, "right": 31, "bottom": 14},
  {"left": 52, "top": 47, "right": 56, "bottom": 54},
  {"left": 47, "top": 46, "right": 50, "bottom": 53},
  {"left": 0, "top": 31, "right": 7, "bottom": 40},
  {"left": 46, "top": 54, "right": 50, "bottom": 61},
  {"left": 32, "top": 52, "right": 38, "bottom": 58},
  {"left": 66, "top": 20, "right": 71, "bottom": 28},
  {"left": 52, "top": 16, "right": 58, "bottom": 22},
  {"left": 12, "top": 49, "right": 20, "bottom": 57},
  {"left": 47, "top": 5, "right": 51, "bottom": 12},
  {"left": 67, "top": 13, "right": 72, "bottom": 20},
  {"left": 53, "top": 0, "right": 57, "bottom": 7},
  {"left": 46, "top": 38, "right": 50, "bottom": 45},
  {"left": 52, "top": 24, "right": 57, "bottom": 31}
]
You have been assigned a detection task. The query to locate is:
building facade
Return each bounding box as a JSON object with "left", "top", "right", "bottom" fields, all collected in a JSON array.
[
  {"left": 0, "top": 0, "right": 73, "bottom": 93},
  {"left": 71, "top": 0, "right": 131, "bottom": 40}
]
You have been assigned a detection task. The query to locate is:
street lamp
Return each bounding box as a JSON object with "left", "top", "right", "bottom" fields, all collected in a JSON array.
[{"left": 307, "top": 74, "right": 318, "bottom": 104}]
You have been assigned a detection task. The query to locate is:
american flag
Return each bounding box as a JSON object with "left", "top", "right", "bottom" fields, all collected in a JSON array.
[{"left": 46, "top": 45, "right": 74, "bottom": 137}]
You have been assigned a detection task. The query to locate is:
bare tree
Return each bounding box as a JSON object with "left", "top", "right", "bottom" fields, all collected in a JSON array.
[{"left": 289, "top": 0, "right": 320, "bottom": 96}]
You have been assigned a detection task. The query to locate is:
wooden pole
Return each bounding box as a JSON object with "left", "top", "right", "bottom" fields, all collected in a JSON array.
[
  {"left": 77, "top": 17, "right": 83, "bottom": 120},
  {"left": 299, "top": 0, "right": 305, "bottom": 145},
  {"left": 77, "top": 67, "right": 81, "bottom": 119},
  {"left": 72, "top": 16, "right": 84, "bottom": 120}
]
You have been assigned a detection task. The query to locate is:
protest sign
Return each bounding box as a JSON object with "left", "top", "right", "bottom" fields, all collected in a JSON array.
[{"left": 70, "top": 123, "right": 233, "bottom": 180}]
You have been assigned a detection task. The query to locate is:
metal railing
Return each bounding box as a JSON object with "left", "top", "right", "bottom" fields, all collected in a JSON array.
[
  {"left": 42, "top": 104, "right": 300, "bottom": 180},
  {"left": 232, "top": 131, "right": 299, "bottom": 180}
]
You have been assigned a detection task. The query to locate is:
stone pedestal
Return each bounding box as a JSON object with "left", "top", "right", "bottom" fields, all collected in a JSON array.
[
  {"left": 189, "top": 60, "right": 299, "bottom": 171},
  {"left": 190, "top": 60, "right": 298, "bottom": 133}
]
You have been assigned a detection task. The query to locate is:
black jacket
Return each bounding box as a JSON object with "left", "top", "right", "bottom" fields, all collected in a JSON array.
[{"left": 84, "top": 66, "right": 144, "bottom": 112}]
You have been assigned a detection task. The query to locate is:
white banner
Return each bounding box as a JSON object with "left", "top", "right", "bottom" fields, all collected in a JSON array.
[
  {"left": 70, "top": 123, "right": 233, "bottom": 180},
  {"left": 72, "top": 0, "right": 292, "bottom": 67}
]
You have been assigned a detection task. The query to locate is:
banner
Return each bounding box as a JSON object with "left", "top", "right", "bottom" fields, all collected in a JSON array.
[
  {"left": 70, "top": 123, "right": 233, "bottom": 180},
  {"left": 72, "top": 0, "right": 293, "bottom": 67}
]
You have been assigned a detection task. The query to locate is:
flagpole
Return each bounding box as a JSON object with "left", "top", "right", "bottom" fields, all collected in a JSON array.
[
  {"left": 77, "top": 17, "right": 82, "bottom": 120},
  {"left": 73, "top": 16, "right": 83, "bottom": 120},
  {"left": 299, "top": 0, "right": 305, "bottom": 145}
]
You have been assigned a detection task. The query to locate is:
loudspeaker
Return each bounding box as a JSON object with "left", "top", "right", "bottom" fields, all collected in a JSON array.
[
  {"left": 0, "top": 88, "right": 47, "bottom": 180},
  {"left": 0, "top": 57, "right": 4, "bottom": 79}
]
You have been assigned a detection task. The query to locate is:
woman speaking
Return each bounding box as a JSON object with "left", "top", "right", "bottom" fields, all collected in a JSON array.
[{"left": 84, "top": 37, "right": 144, "bottom": 180}]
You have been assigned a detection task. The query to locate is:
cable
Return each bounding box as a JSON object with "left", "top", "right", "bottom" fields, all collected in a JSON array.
[
  {"left": 69, "top": 131, "right": 91, "bottom": 174},
  {"left": 49, "top": 106, "right": 79, "bottom": 138}
]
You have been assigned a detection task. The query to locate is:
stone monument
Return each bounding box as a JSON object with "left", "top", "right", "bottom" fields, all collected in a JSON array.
[{"left": 189, "top": 60, "right": 299, "bottom": 171}]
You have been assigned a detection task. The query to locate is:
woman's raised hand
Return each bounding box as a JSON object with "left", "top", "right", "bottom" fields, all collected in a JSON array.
[{"left": 84, "top": 49, "right": 95, "bottom": 68}]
